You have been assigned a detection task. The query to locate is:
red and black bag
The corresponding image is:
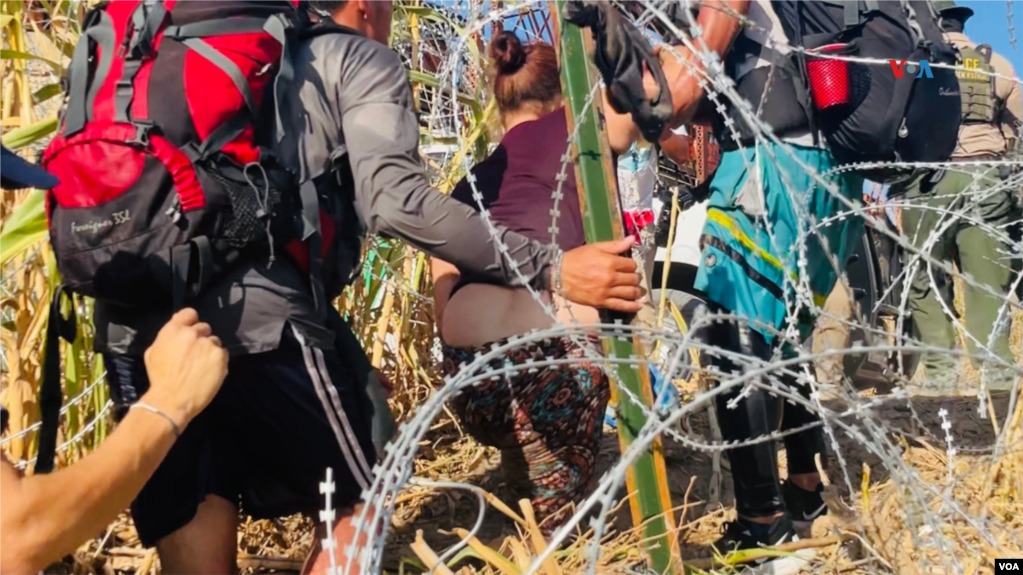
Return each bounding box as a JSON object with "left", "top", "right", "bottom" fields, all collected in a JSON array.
[
  {"left": 36, "top": 0, "right": 338, "bottom": 473},
  {"left": 42, "top": 0, "right": 307, "bottom": 310}
]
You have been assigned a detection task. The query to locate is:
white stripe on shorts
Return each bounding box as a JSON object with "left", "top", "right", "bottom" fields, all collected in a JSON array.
[
  {"left": 293, "top": 325, "right": 371, "bottom": 491},
  {"left": 311, "top": 345, "right": 375, "bottom": 482}
]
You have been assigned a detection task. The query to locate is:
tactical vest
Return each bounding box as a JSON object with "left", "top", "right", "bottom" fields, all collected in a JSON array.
[{"left": 956, "top": 44, "right": 998, "bottom": 124}]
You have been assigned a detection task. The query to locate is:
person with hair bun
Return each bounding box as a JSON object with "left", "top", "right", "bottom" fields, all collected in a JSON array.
[{"left": 430, "top": 31, "right": 647, "bottom": 531}]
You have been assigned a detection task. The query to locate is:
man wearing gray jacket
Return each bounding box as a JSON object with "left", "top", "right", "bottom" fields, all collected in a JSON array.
[{"left": 94, "top": 1, "right": 646, "bottom": 573}]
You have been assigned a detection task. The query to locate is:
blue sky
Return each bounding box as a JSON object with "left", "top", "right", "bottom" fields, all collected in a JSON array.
[
  {"left": 466, "top": 1, "right": 1022, "bottom": 68},
  {"left": 961, "top": 0, "right": 1022, "bottom": 68}
]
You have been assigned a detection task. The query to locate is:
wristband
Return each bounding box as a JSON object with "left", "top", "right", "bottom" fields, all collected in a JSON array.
[
  {"left": 551, "top": 249, "right": 565, "bottom": 297},
  {"left": 130, "top": 402, "right": 182, "bottom": 438}
]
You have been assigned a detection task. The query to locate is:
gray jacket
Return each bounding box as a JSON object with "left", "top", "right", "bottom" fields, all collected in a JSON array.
[
  {"left": 96, "top": 28, "right": 556, "bottom": 357},
  {"left": 275, "top": 28, "right": 557, "bottom": 294}
]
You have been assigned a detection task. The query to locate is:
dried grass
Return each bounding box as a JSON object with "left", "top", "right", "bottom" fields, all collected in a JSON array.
[
  {"left": 39, "top": 308, "right": 1022, "bottom": 574},
  {"left": 4, "top": 3, "right": 1022, "bottom": 574}
]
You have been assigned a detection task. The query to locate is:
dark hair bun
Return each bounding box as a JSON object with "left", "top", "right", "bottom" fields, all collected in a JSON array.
[{"left": 490, "top": 31, "right": 527, "bottom": 75}]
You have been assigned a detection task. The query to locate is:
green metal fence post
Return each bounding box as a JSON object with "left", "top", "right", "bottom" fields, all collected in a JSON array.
[{"left": 550, "top": 5, "right": 682, "bottom": 574}]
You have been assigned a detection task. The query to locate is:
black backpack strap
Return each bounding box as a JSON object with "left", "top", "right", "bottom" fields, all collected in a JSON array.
[
  {"left": 170, "top": 237, "right": 213, "bottom": 311},
  {"left": 264, "top": 16, "right": 358, "bottom": 316},
  {"left": 36, "top": 286, "right": 78, "bottom": 474},
  {"left": 298, "top": 21, "right": 361, "bottom": 41},
  {"left": 298, "top": 179, "right": 327, "bottom": 317},
  {"left": 732, "top": 34, "right": 799, "bottom": 74},
  {"left": 64, "top": 8, "right": 116, "bottom": 136},
  {"left": 266, "top": 17, "right": 357, "bottom": 145},
  {"left": 297, "top": 144, "right": 359, "bottom": 318},
  {"left": 760, "top": 2, "right": 824, "bottom": 144},
  {"left": 720, "top": 31, "right": 814, "bottom": 145},
  {"left": 116, "top": 0, "right": 167, "bottom": 126},
  {"left": 799, "top": 0, "right": 877, "bottom": 30},
  {"left": 126, "top": 0, "right": 166, "bottom": 57},
  {"left": 838, "top": 0, "right": 880, "bottom": 27}
]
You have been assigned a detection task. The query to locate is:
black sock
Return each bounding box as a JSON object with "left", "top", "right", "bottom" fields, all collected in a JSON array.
[{"left": 743, "top": 518, "right": 778, "bottom": 540}]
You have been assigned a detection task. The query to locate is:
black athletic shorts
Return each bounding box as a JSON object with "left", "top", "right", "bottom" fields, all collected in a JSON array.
[{"left": 103, "top": 322, "right": 377, "bottom": 547}]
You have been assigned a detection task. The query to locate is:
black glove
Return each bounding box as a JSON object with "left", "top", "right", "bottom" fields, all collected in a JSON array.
[{"left": 563, "top": 0, "right": 674, "bottom": 143}]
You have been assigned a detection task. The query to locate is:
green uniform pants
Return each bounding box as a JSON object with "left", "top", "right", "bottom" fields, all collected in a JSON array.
[{"left": 898, "top": 167, "right": 1016, "bottom": 389}]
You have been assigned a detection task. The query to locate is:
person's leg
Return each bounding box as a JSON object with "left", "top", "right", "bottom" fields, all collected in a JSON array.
[
  {"left": 521, "top": 339, "right": 611, "bottom": 529},
  {"left": 446, "top": 337, "right": 610, "bottom": 531},
  {"left": 780, "top": 151, "right": 865, "bottom": 534},
  {"left": 692, "top": 146, "right": 792, "bottom": 533},
  {"left": 103, "top": 353, "right": 239, "bottom": 574},
  {"left": 811, "top": 277, "right": 854, "bottom": 386},
  {"left": 1009, "top": 199, "right": 1023, "bottom": 303},
  {"left": 704, "top": 317, "right": 786, "bottom": 524},
  {"left": 156, "top": 495, "right": 239, "bottom": 574},
  {"left": 443, "top": 344, "right": 538, "bottom": 511},
  {"left": 777, "top": 356, "right": 827, "bottom": 533},
  {"left": 214, "top": 320, "right": 378, "bottom": 575},
  {"left": 899, "top": 172, "right": 958, "bottom": 387},
  {"left": 951, "top": 169, "right": 1016, "bottom": 388},
  {"left": 694, "top": 143, "right": 848, "bottom": 564},
  {"left": 778, "top": 368, "right": 825, "bottom": 480},
  {"left": 302, "top": 504, "right": 374, "bottom": 575},
  {"left": 709, "top": 353, "right": 828, "bottom": 547}
]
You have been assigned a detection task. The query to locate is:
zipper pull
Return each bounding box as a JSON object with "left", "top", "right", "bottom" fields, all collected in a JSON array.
[
  {"left": 898, "top": 118, "right": 909, "bottom": 139},
  {"left": 165, "top": 197, "right": 182, "bottom": 223}
]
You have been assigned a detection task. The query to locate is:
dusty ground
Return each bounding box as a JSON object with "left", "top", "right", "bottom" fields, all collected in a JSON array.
[
  {"left": 52, "top": 390, "right": 1021, "bottom": 575},
  {"left": 50, "top": 312, "right": 1022, "bottom": 575}
]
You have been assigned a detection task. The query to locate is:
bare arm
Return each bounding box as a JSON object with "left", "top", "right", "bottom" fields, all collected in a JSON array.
[
  {"left": 603, "top": 89, "right": 643, "bottom": 154},
  {"left": 658, "top": 130, "right": 691, "bottom": 167},
  {"left": 325, "top": 36, "right": 642, "bottom": 313},
  {"left": 431, "top": 257, "right": 460, "bottom": 331},
  {"left": 338, "top": 41, "right": 556, "bottom": 292},
  {"left": 341, "top": 82, "right": 639, "bottom": 264},
  {"left": 659, "top": 0, "right": 751, "bottom": 131},
  {"left": 993, "top": 53, "right": 1022, "bottom": 144},
  {"left": 1, "top": 409, "right": 177, "bottom": 574},
  {"left": 0, "top": 310, "right": 227, "bottom": 574}
]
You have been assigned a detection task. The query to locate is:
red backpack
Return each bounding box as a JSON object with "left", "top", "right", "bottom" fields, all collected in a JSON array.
[
  {"left": 42, "top": 0, "right": 314, "bottom": 310},
  {"left": 35, "top": 0, "right": 356, "bottom": 473}
]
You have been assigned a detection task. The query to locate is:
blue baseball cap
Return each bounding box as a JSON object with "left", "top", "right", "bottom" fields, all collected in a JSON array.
[{"left": 1, "top": 146, "right": 59, "bottom": 190}]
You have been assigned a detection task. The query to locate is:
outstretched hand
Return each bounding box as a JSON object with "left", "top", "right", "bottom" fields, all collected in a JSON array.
[
  {"left": 648, "top": 43, "right": 705, "bottom": 131},
  {"left": 560, "top": 236, "right": 645, "bottom": 313},
  {"left": 564, "top": 0, "right": 673, "bottom": 143},
  {"left": 143, "top": 308, "right": 229, "bottom": 432}
]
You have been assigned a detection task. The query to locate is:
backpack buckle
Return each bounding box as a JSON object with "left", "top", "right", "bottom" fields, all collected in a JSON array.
[{"left": 127, "top": 121, "right": 154, "bottom": 148}]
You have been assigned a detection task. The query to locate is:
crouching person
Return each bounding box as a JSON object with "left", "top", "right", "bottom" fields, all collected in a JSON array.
[
  {"left": 431, "top": 30, "right": 648, "bottom": 531},
  {"left": 267, "top": 1, "right": 645, "bottom": 572}
]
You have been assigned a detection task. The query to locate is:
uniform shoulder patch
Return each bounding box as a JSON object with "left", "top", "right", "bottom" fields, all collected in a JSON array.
[{"left": 976, "top": 44, "right": 993, "bottom": 63}]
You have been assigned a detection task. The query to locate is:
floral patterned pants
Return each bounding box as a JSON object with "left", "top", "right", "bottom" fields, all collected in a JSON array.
[{"left": 442, "top": 336, "right": 610, "bottom": 530}]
